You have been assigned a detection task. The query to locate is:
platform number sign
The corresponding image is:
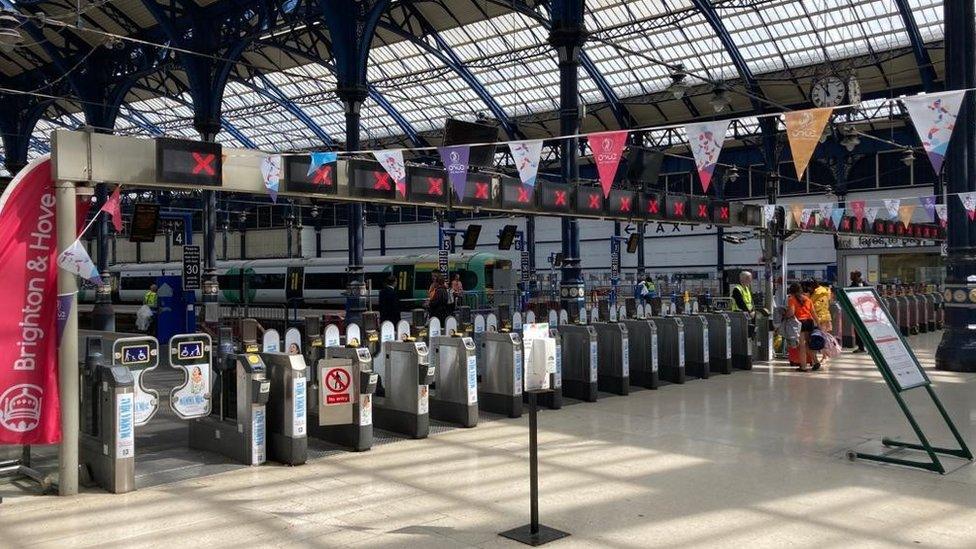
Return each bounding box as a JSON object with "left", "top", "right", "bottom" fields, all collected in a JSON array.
[
  {"left": 439, "top": 229, "right": 450, "bottom": 275},
  {"left": 610, "top": 238, "right": 620, "bottom": 280},
  {"left": 515, "top": 233, "right": 530, "bottom": 283},
  {"left": 182, "top": 245, "right": 201, "bottom": 291},
  {"left": 171, "top": 219, "right": 185, "bottom": 246}
]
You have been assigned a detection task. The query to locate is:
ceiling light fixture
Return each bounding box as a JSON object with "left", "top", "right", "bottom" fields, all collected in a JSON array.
[
  {"left": 710, "top": 84, "right": 732, "bottom": 113},
  {"left": 667, "top": 63, "right": 690, "bottom": 100}
]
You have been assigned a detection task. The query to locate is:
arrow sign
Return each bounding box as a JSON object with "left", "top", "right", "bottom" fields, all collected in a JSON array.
[{"left": 624, "top": 224, "right": 636, "bottom": 234}]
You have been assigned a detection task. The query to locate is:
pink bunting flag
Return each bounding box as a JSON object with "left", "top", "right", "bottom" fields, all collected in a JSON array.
[
  {"left": 850, "top": 200, "right": 865, "bottom": 220},
  {"left": 685, "top": 120, "right": 730, "bottom": 194},
  {"left": 99, "top": 185, "right": 123, "bottom": 232},
  {"left": 935, "top": 204, "right": 948, "bottom": 227},
  {"left": 960, "top": 192, "right": 976, "bottom": 221},
  {"left": 590, "top": 131, "right": 629, "bottom": 198}
]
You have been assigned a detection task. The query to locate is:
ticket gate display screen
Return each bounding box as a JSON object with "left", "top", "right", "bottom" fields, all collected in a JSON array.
[{"left": 169, "top": 333, "right": 213, "bottom": 419}]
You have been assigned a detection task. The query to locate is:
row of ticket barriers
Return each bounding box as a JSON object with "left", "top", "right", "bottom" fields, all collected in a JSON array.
[
  {"left": 829, "top": 291, "right": 943, "bottom": 348},
  {"left": 77, "top": 299, "right": 763, "bottom": 494}
]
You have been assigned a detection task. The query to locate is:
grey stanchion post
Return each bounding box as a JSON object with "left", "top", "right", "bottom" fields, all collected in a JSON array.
[
  {"left": 500, "top": 390, "right": 569, "bottom": 546},
  {"left": 56, "top": 179, "right": 79, "bottom": 496}
]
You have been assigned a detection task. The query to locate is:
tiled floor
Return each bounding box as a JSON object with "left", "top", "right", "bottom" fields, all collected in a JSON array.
[{"left": 2, "top": 331, "right": 976, "bottom": 548}]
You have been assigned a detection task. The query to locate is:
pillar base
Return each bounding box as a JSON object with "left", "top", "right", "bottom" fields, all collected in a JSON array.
[{"left": 936, "top": 329, "right": 976, "bottom": 372}]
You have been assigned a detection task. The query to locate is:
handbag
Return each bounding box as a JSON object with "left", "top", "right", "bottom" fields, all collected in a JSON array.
[
  {"left": 809, "top": 329, "right": 826, "bottom": 351},
  {"left": 821, "top": 332, "right": 841, "bottom": 358}
]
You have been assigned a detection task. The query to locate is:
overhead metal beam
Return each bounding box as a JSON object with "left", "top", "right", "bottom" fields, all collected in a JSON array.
[
  {"left": 893, "top": 0, "right": 937, "bottom": 91},
  {"left": 132, "top": 84, "right": 258, "bottom": 148},
  {"left": 246, "top": 74, "right": 337, "bottom": 147}
]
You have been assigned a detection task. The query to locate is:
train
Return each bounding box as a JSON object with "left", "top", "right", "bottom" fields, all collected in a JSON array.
[{"left": 80, "top": 252, "right": 516, "bottom": 307}]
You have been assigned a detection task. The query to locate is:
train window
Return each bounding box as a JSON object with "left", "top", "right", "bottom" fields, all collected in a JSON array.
[
  {"left": 415, "top": 271, "right": 433, "bottom": 292},
  {"left": 249, "top": 273, "right": 286, "bottom": 289},
  {"left": 484, "top": 266, "right": 494, "bottom": 289},
  {"left": 119, "top": 276, "right": 156, "bottom": 291},
  {"left": 458, "top": 269, "right": 478, "bottom": 290},
  {"left": 218, "top": 274, "right": 243, "bottom": 290},
  {"left": 304, "top": 273, "right": 347, "bottom": 289},
  {"left": 366, "top": 272, "right": 388, "bottom": 290}
]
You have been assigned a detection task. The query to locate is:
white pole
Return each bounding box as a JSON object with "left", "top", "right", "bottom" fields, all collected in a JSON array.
[{"left": 56, "top": 179, "right": 78, "bottom": 496}]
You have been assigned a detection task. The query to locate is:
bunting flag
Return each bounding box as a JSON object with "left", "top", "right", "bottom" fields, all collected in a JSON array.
[
  {"left": 830, "top": 206, "right": 845, "bottom": 228},
  {"left": 919, "top": 195, "right": 937, "bottom": 221},
  {"left": 935, "top": 204, "right": 948, "bottom": 227},
  {"left": 898, "top": 204, "right": 916, "bottom": 228},
  {"left": 590, "top": 130, "right": 629, "bottom": 197},
  {"left": 100, "top": 185, "right": 123, "bottom": 232},
  {"left": 902, "top": 90, "right": 965, "bottom": 175},
  {"left": 762, "top": 204, "right": 777, "bottom": 224},
  {"left": 790, "top": 204, "right": 804, "bottom": 226},
  {"left": 57, "top": 239, "right": 102, "bottom": 285},
  {"left": 784, "top": 107, "right": 833, "bottom": 180},
  {"left": 260, "top": 155, "right": 282, "bottom": 204},
  {"left": 817, "top": 202, "right": 833, "bottom": 223},
  {"left": 685, "top": 120, "right": 730, "bottom": 194},
  {"left": 850, "top": 200, "right": 866, "bottom": 220},
  {"left": 509, "top": 140, "right": 544, "bottom": 188},
  {"left": 373, "top": 150, "right": 407, "bottom": 197},
  {"left": 438, "top": 145, "right": 470, "bottom": 201},
  {"left": 883, "top": 198, "right": 900, "bottom": 220},
  {"left": 57, "top": 293, "right": 74, "bottom": 346},
  {"left": 960, "top": 192, "right": 976, "bottom": 221},
  {"left": 800, "top": 208, "right": 813, "bottom": 227},
  {"left": 307, "top": 151, "right": 338, "bottom": 176},
  {"left": 864, "top": 206, "right": 880, "bottom": 225}
]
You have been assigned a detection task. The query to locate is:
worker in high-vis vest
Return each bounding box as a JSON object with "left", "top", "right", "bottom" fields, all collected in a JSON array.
[
  {"left": 143, "top": 283, "right": 159, "bottom": 335},
  {"left": 730, "top": 271, "right": 754, "bottom": 316}
]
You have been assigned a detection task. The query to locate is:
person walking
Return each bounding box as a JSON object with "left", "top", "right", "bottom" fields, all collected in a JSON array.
[
  {"left": 786, "top": 282, "right": 819, "bottom": 371},
  {"left": 729, "top": 271, "right": 755, "bottom": 317},
  {"left": 811, "top": 280, "right": 833, "bottom": 332},
  {"left": 142, "top": 283, "right": 159, "bottom": 335},
  {"left": 850, "top": 270, "right": 867, "bottom": 353},
  {"left": 378, "top": 275, "right": 401, "bottom": 324},
  {"left": 428, "top": 277, "right": 454, "bottom": 323},
  {"left": 450, "top": 273, "right": 464, "bottom": 307}
]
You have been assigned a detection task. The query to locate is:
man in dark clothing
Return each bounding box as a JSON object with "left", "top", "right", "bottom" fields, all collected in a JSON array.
[
  {"left": 850, "top": 270, "right": 867, "bottom": 353},
  {"left": 378, "top": 275, "right": 400, "bottom": 324},
  {"left": 428, "top": 278, "right": 454, "bottom": 323}
]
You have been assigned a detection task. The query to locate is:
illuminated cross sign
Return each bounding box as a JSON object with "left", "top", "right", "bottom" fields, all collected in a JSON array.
[
  {"left": 407, "top": 167, "right": 449, "bottom": 205},
  {"left": 427, "top": 177, "right": 443, "bottom": 195},
  {"left": 501, "top": 179, "right": 535, "bottom": 210},
  {"left": 373, "top": 171, "right": 392, "bottom": 190},
  {"left": 155, "top": 138, "right": 223, "bottom": 186}
]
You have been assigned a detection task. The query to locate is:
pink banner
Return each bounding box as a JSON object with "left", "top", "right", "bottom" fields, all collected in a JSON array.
[
  {"left": 850, "top": 200, "right": 865, "bottom": 220},
  {"left": 590, "top": 131, "right": 628, "bottom": 198},
  {"left": 0, "top": 158, "right": 61, "bottom": 444}
]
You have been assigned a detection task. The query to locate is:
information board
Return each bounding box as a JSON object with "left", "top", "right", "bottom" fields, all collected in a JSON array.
[
  {"left": 155, "top": 137, "right": 222, "bottom": 187},
  {"left": 182, "top": 245, "right": 201, "bottom": 291},
  {"left": 837, "top": 287, "right": 928, "bottom": 391}
]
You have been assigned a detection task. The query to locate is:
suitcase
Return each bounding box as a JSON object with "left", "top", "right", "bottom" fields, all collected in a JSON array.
[{"left": 787, "top": 345, "right": 801, "bottom": 365}]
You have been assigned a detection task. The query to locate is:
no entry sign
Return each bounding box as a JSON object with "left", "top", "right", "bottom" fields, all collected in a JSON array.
[{"left": 324, "top": 367, "right": 351, "bottom": 405}]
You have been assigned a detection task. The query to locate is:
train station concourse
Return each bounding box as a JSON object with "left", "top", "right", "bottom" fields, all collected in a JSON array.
[{"left": 2, "top": 0, "right": 976, "bottom": 547}]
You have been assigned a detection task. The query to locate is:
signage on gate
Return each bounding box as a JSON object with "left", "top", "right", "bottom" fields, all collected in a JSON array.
[
  {"left": 182, "top": 245, "right": 201, "bottom": 291},
  {"left": 324, "top": 367, "right": 351, "bottom": 404}
]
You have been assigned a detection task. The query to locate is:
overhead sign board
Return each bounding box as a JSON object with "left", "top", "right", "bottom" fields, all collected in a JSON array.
[
  {"left": 501, "top": 178, "right": 535, "bottom": 211},
  {"left": 537, "top": 180, "right": 571, "bottom": 214},
  {"left": 155, "top": 138, "right": 222, "bottom": 187},
  {"left": 284, "top": 155, "right": 337, "bottom": 195},
  {"left": 182, "top": 245, "right": 201, "bottom": 291}
]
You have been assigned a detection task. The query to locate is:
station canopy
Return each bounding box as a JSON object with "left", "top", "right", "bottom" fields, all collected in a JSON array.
[{"left": 2, "top": 0, "right": 951, "bottom": 171}]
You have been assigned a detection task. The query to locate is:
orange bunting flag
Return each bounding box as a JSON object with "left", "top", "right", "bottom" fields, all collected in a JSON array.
[
  {"left": 784, "top": 108, "right": 834, "bottom": 180},
  {"left": 898, "top": 204, "right": 916, "bottom": 228},
  {"left": 790, "top": 204, "right": 804, "bottom": 226}
]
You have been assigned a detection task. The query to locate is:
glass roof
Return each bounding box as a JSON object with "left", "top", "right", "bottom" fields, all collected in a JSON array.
[{"left": 2, "top": 0, "right": 955, "bottom": 169}]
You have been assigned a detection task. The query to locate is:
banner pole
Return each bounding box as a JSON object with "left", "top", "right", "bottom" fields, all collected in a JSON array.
[{"left": 56, "top": 179, "right": 79, "bottom": 496}]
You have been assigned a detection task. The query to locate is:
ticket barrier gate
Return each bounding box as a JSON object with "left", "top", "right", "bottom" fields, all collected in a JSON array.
[
  {"left": 308, "top": 345, "right": 377, "bottom": 451},
  {"left": 727, "top": 312, "right": 754, "bottom": 369},
  {"left": 475, "top": 331, "right": 524, "bottom": 417},
  {"left": 893, "top": 296, "right": 912, "bottom": 336},
  {"left": 302, "top": 316, "right": 325, "bottom": 367},
  {"left": 591, "top": 322, "right": 629, "bottom": 395},
  {"left": 428, "top": 334, "right": 479, "bottom": 427},
  {"left": 702, "top": 313, "right": 732, "bottom": 375},
  {"left": 260, "top": 352, "right": 308, "bottom": 465},
  {"left": 376, "top": 340, "right": 434, "bottom": 438},
  {"left": 619, "top": 319, "right": 659, "bottom": 389},
  {"left": 911, "top": 294, "right": 927, "bottom": 334},
  {"left": 650, "top": 317, "right": 686, "bottom": 384},
  {"left": 677, "top": 315, "right": 709, "bottom": 380},
  {"left": 79, "top": 347, "right": 136, "bottom": 494},
  {"left": 921, "top": 294, "right": 936, "bottom": 333},
  {"left": 557, "top": 325, "right": 598, "bottom": 401}
]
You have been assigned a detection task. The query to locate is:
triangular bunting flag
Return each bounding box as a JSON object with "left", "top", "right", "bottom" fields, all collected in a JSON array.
[
  {"left": 784, "top": 108, "right": 834, "bottom": 180},
  {"left": 509, "top": 140, "right": 544, "bottom": 188},
  {"left": 864, "top": 206, "right": 880, "bottom": 225},
  {"left": 883, "top": 198, "right": 900, "bottom": 219},
  {"left": 830, "top": 206, "right": 845, "bottom": 228},
  {"left": 935, "top": 204, "right": 948, "bottom": 227},
  {"left": 57, "top": 293, "right": 74, "bottom": 346},
  {"left": 960, "top": 192, "right": 976, "bottom": 221},
  {"left": 685, "top": 120, "right": 730, "bottom": 194},
  {"left": 902, "top": 90, "right": 966, "bottom": 175},
  {"left": 850, "top": 200, "right": 865, "bottom": 220},
  {"left": 800, "top": 208, "right": 813, "bottom": 227},
  {"left": 898, "top": 204, "right": 916, "bottom": 228},
  {"left": 57, "top": 239, "right": 102, "bottom": 284},
  {"left": 438, "top": 145, "right": 470, "bottom": 201},
  {"left": 374, "top": 150, "right": 407, "bottom": 197},
  {"left": 919, "top": 195, "right": 936, "bottom": 222},
  {"left": 790, "top": 204, "right": 804, "bottom": 226},
  {"left": 261, "top": 155, "right": 282, "bottom": 204},
  {"left": 590, "top": 130, "right": 629, "bottom": 197},
  {"left": 99, "top": 185, "right": 123, "bottom": 232},
  {"left": 762, "top": 204, "right": 777, "bottom": 224},
  {"left": 307, "top": 151, "right": 337, "bottom": 176},
  {"left": 817, "top": 202, "right": 833, "bottom": 223}
]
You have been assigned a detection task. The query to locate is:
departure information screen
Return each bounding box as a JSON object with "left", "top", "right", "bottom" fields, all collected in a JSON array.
[{"left": 155, "top": 138, "right": 222, "bottom": 186}]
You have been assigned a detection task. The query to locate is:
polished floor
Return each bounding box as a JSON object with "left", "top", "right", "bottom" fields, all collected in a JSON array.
[{"left": 2, "top": 331, "right": 976, "bottom": 548}]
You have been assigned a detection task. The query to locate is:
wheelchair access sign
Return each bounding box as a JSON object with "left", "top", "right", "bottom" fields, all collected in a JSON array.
[
  {"left": 112, "top": 336, "right": 160, "bottom": 426},
  {"left": 168, "top": 333, "right": 213, "bottom": 419}
]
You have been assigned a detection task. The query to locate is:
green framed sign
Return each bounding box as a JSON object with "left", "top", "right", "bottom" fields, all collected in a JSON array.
[{"left": 836, "top": 286, "right": 971, "bottom": 473}]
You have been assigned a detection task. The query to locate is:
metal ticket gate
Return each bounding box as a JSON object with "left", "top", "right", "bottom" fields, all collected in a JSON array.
[
  {"left": 925, "top": 293, "right": 938, "bottom": 331},
  {"left": 921, "top": 293, "right": 935, "bottom": 332},
  {"left": 650, "top": 317, "right": 686, "bottom": 384},
  {"left": 677, "top": 315, "right": 709, "bottom": 380},
  {"left": 79, "top": 343, "right": 136, "bottom": 494},
  {"left": 428, "top": 335, "right": 478, "bottom": 427},
  {"left": 476, "top": 331, "right": 524, "bottom": 417},
  {"left": 308, "top": 341, "right": 377, "bottom": 451},
  {"left": 702, "top": 313, "right": 732, "bottom": 375},
  {"left": 934, "top": 292, "right": 945, "bottom": 329},
  {"left": 840, "top": 305, "right": 856, "bottom": 348},
  {"left": 591, "top": 322, "right": 629, "bottom": 395},
  {"left": 726, "top": 312, "right": 753, "bottom": 369},
  {"left": 910, "top": 294, "right": 927, "bottom": 334},
  {"left": 302, "top": 316, "right": 325, "bottom": 368},
  {"left": 620, "top": 319, "right": 659, "bottom": 389},
  {"left": 261, "top": 352, "right": 308, "bottom": 465},
  {"left": 377, "top": 340, "right": 434, "bottom": 438},
  {"left": 894, "top": 296, "right": 911, "bottom": 336},
  {"left": 557, "top": 324, "right": 598, "bottom": 402}
]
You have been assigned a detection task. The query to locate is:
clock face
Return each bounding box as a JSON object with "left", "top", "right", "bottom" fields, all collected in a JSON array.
[
  {"left": 847, "top": 75, "right": 861, "bottom": 104},
  {"left": 811, "top": 76, "right": 846, "bottom": 107}
]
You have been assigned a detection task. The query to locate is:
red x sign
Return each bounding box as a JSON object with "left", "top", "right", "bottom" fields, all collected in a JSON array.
[
  {"left": 647, "top": 200, "right": 659, "bottom": 214},
  {"left": 517, "top": 187, "right": 530, "bottom": 203},
  {"left": 554, "top": 190, "right": 567, "bottom": 206},
  {"left": 840, "top": 218, "right": 850, "bottom": 231},
  {"left": 474, "top": 182, "right": 489, "bottom": 200},
  {"left": 192, "top": 152, "right": 216, "bottom": 175},
  {"left": 619, "top": 197, "right": 632, "bottom": 212},
  {"left": 672, "top": 202, "right": 685, "bottom": 216},
  {"left": 312, "top": 165, "right": 333, "bottom": 185},
  {"left": 373, "top": 172, "right": 392, "bottom": 190},
  {"left": 718, "top": 206, "right": 729, "bottom": 220},
  {"left": 427, "top": 177, "right": 443, "bottom": 196},
  {"left": 587, "top": 194, "right": 600, "bottom": 209},
  {"left": 697, "top": 204, "right": 708, "bottom": 218}
]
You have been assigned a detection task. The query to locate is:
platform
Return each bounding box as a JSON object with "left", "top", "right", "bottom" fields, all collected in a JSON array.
[{"left": 2, "top": 332, "right": 975, "bottom": 547}]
